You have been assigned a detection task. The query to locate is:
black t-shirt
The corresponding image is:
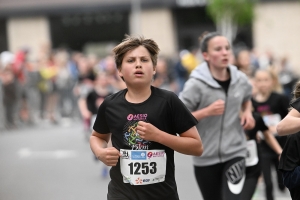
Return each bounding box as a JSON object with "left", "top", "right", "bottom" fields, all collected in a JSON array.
[
  {"left": 278, "top": 132, "right": 300, "bottom": 200},
  {"left": 93, "top": 86, "right": 198, "bottom": 200},
  {"left": 291, "top": 97, "right": 300, "bottom": 111},
  {"left": 279, "top": 97, "right": 300, "bottom": 171},
  {"left": 278, "top": 98, "right": 300, "bottom": 199},
  {"left": 214, "top": 78, "right": 231, "bottom": 94},
  {"left": 86, "top": 90, "right": 112, "bottom": 115},
  {"left": 245, "top": 112, "right": 269, "bottom": 178},
  {"left": 252, "top": 92, "right": 289, "bottom": 156}
]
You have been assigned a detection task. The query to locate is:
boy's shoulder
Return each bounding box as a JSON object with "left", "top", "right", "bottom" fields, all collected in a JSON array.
[
  {"left": 151, "top": 86, "right": 177, "bottom": 100},
  {"left": 104, "top": 89, "right": 126, "bottom": 103}
]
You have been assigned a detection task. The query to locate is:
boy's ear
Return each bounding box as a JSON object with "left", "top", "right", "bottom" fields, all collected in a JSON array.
[
  {"left": 118, "top": 69, "right": 123, "bottom": 77},
  {"left": 153, "top": 67, "right": 156, "bottom": 75}
]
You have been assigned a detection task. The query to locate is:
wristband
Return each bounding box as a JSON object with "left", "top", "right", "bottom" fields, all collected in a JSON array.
[{"left": 290, "top": 98, "right": 300, "bottom": 113}]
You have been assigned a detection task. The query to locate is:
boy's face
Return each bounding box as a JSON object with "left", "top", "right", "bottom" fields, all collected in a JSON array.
[{"left": 118, "top": 46, "right": 156, "bottom": 87}]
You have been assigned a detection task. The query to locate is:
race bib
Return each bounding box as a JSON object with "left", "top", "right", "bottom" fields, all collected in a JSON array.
[
  {"left": 120, "top": 149, "right": 166, "bottom": 185},
  {"left": 262, "top": 114, "right": 281, "bottom": 126},
  {"left": 262, "top": 114, "right": 281, "bottom": 136},
  {"left": 90, "top": 114, "right": 97, "bottom": 131},
  {"left": 246, "top": 140, "right": 259, "bottom": 167}
]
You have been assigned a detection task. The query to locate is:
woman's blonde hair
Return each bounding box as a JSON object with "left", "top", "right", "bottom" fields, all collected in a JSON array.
[
  {"left": 254, "top": 67, "right": 283, "bottom": 93},
  {"left": 112, "top": 35, "right": 160, "bottom": 70}
]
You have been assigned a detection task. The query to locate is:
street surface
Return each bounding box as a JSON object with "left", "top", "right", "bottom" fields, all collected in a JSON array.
[{"left": 0, "top": 120, "right": 291, "bottom": 200}]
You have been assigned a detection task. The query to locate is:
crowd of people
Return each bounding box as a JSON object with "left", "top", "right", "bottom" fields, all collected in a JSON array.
[
  {"left": 1, "top": 32, "right": 300, "bottom": 200},
  {"left": 0, "top": 45, "right": 126, "bottom": 131}
]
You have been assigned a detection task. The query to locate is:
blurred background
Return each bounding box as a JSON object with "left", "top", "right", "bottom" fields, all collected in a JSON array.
[{"left": 0, "top": 0, "right": 299, "bottom": 199}]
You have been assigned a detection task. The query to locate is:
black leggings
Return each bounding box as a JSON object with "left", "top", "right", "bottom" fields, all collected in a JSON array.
[
  {"left": 261, "top": 154, "right": 285, "bottom": 200},
  {"left": 194, "top": 157, "right": 245, "bottom": 200},
  {"left": 240, "top": 175, "right": 259, "bottom": 200}
]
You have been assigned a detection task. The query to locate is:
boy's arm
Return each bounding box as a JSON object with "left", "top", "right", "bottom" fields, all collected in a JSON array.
[
  {"left": 90, "top": 131, "right": 120, "bottom": 166},
  {"left": 277, "top": 108, "right": 300, "bottom": 136},
  {"left": 136, "top": 121, "right": 203, "bottom": 156},
  {"left": 282, "top": 166, "right": 300, "bottom": 189}
]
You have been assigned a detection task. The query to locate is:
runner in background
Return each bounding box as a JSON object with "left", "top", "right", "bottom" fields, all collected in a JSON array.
[
  {"left": 86, "top": 71, "right": 113, "bottom": 178},
  {"left": 277, "top": 81, "right": 300, "bottom": 136},
  {"left": 277, "top": 81, "right": 300, "bottom": 199},
  {"left": 73, "top": 55, "right": 96, "bottom": 131},
  {"left": 252, "top": 69, "right": 289, "bottom": 200},
  {"left": 90, "top": 35, "right": 203, "bottom": 200},
  {"left": 233, "top": 48, "right": 283, "bottom": 199},
  {"left": 179, "top": 32, "right": 254, "bottom": 200}
]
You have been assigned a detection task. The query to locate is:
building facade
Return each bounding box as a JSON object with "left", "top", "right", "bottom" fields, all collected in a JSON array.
[{"left": 0, "top": 0, "right": 299, "bottom": 72}]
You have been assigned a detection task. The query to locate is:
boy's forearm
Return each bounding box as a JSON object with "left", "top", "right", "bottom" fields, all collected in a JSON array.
[
  {"left": 90, "top": 135, "right": 108, "bottom": 157},
  {"left": 192, "top": 107, "right": 209, "bottom": 121},
  {"left": 156, "top": 130, "right": 203, "bottom": 156}
]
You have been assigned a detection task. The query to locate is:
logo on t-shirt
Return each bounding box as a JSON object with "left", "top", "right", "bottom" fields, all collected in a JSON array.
[
  {"left": 123, "top": 114, "right": 151, "bottom": 150},
  {"left": 127, "top": 114, "right": 148, "bottom": 121}
]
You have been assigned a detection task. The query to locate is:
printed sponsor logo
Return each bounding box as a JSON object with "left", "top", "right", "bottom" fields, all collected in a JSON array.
[
  {"left": 123, "top": 117, "right": 151, "bottom": 150},
  {"left": 147, "top": 151, "right": 164, "bottom": 159},
  {"left": 131, "top": 151, "right": 147, "bottom": 160},
  {"left": 127, "top": 114, "right": 148, "bottom": 121},
  {"left": 135, "top": 177, "right": 143, "bottom": 184},
  {"left": 143, "top": 179, "right": 150, "bottom": 183},
  {"left": 121, "top": 150, "right": 129, "bottom": 159},
  {"left": 147, "top": 152, "right": 153, "bottom": 159}
]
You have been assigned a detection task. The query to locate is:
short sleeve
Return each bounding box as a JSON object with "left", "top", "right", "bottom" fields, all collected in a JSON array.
[
  {"left": 169, "top": 92, "right": 198, "bottom": 134},
  {"left": 93, "top": 98, "right": 110, "bottom": 134},
  {"left": 291, "top": 98, "right": 300, "bottom": 113},
  {"left": 256, "top": 114, "right": 269, "bottom": 132},
  {"left": 279, "top": 95, "right": 290, "bottom": 118}
]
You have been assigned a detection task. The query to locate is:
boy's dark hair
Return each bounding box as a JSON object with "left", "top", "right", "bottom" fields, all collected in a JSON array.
[
  {"left": 199, "top": 31, "right": 222, "bottom": 53},
  {"left": 112, "top": 35, "right": 160, "bottom": 70}
]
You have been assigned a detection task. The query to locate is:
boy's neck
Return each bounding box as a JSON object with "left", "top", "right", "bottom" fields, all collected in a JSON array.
[{"left": 125, "top": 86, "right": 152, "bottom": 103}]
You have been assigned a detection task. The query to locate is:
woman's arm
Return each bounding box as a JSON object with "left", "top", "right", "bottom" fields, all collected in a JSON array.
[
  {"left": 136, "top": 121, "right": 203, "bottom": 156},
  {"left": 240, "top": 100, "right": 255, "bottom": 130},
  {"left": 192, "top": 99, "right": 225, "bottom": 121},
  {"left": 263, "top": 129, "right": 282, "bottom": 155},
  {"left": 277, "top": 108, "right": 300, "bottom": 136}
]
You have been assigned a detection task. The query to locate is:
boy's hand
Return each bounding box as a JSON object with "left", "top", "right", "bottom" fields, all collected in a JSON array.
[
  {"left": 97, "top": 147, "right": 121, "bottom": 166},
  {"left": 136, "top": 121, "right": 161, "bottom": 142}
]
